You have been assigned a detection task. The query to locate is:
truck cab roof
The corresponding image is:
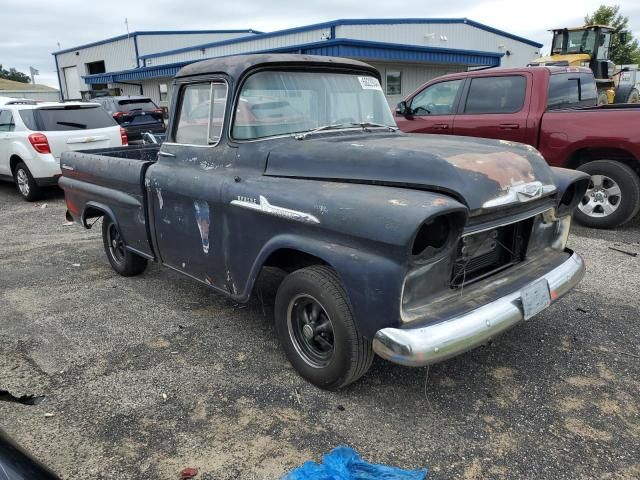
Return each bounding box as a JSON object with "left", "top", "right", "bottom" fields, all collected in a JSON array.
[{"left": 175, "top": 53, "right": 379, "bottom": 82}]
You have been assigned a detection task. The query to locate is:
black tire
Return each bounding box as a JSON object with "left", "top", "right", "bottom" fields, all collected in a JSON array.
[
  {"left": 575, "top": 160, "right": 640, "bottom": 229},
  {"left": 13, "top": 162, "right": 41, "bottom": 202},
  {"left": 614, "top": 85, "right": 639, "bottom": 104},
  {"left": 101, "top": 216, "right": 148, "bottom": 276},
  {"left": 274, "top": 265, "right": 373, "bottom": 390}
]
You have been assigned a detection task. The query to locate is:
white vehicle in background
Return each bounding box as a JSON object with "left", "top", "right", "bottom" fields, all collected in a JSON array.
[
  {"left": 0, "top": 102, "right": 127, "bottom": 200},
  {"left": 0, "top": 96, "right": 36, "bottom": 106}
]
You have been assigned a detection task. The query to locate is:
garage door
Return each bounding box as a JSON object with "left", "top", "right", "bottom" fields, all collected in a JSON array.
[{"left": 63, "top": 66, "right": 82, "bottom": 100}]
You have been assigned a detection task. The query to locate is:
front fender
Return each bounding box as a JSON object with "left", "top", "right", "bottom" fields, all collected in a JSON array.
[
  {"left": 225, "top": 177, "right": 469, "bottom": 338},
  {"left": 244, "top": 233, "right": 406, "bottom": 339}
]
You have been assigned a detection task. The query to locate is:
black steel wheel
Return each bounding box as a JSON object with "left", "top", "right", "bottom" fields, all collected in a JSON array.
[
  {"left": 101, "top": 216, "right": 148, "bottom": 276},
  {"left": 287, "top": 295, "right": 335, "bottom": 368},
  {"left": 274, "top": 265, "right": 373, "bottom": 390}
]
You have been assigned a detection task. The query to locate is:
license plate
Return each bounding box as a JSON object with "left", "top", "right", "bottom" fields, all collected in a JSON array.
[{"left": 521, "top": 278, "right": 551, "bottom": 320}]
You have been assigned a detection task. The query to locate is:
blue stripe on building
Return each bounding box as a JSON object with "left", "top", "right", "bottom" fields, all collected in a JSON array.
[{"left": 83, "top": 39, "right": 502, "bottom": 84}]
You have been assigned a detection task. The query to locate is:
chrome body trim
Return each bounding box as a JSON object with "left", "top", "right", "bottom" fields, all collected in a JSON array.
[
  {"left": 374, "top": 250, "right": 585, "bottom": 367},
  {"left": 230, "top": 195, "right": 320, "bottom": 224}
]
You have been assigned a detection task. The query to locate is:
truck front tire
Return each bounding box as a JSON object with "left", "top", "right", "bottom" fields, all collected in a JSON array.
[
  {"left": 575, "top": 160, "right": 640, "bottom": 229},
  {"left": 13, "top": 162, "right": 41, "bottom": 202},
  {"left": 102, "top": 217, "right": 148, "bottom": 276},
  {"left": 274, "top": 265, "right": 373, "bottom": 390}
]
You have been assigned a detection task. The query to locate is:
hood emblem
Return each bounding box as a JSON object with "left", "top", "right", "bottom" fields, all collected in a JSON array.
[
  {"left": 516, "top": 182, "right": 542, "bottom": 199},
  {"left": 483, "top": 181, "right": 556, "bottom": 209}
]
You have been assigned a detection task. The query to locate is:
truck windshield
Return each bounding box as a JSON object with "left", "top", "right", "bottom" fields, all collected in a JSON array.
[
  {"left": 547, "top": 73, "right": 598, "bottom": 109},
  {"left": 232, "top": 71, "right": 396, "bottom": 140}
]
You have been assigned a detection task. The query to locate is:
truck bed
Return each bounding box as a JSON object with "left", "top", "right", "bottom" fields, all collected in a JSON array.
[{"left": 59, "top": 144, "right": 160, "bottom": 258}]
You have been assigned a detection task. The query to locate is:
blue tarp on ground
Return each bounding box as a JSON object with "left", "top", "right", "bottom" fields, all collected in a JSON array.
[{"left": 283, "top": 446, "right": 428, "bottom": 480}]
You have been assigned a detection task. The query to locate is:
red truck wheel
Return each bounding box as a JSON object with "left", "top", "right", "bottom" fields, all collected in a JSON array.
[{"left": 575, "top": 161, "right": 640, "bottom": 229}]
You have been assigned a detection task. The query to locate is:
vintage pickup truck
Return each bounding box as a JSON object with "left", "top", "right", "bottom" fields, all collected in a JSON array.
[
  {"left": 395, "top": 66, "right": 640, "bottom": 229},
  {"left": 60, "top": 54, "right": 588, "bottom": 390}
]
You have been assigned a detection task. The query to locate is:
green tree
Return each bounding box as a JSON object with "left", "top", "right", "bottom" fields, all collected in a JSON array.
[
  {"left": 585, "top": 5, "right": 640, "bottom": 65},
  {"left": 0, "top": 64, "right": 30, "bottom": 83}
]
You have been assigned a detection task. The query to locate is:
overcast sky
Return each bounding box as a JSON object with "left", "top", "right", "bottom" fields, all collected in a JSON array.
[{"left": 1, "top": 0, "right": 639, "bottom": 88}]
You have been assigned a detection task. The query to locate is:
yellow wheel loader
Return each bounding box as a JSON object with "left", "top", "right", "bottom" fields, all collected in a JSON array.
[{"left": 529, "top": 25, "right": 639, "bottom": 105}]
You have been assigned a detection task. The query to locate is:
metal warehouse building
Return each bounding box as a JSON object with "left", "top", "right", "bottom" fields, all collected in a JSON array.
[{"left": 53, "top": 18, "right": 542, "bottom": 107}]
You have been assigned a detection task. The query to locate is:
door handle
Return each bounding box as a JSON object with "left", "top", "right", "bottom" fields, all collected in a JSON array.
[
  {"left": 158, "top": 151, "right": 176, "bottom": 158},
  {"left": 432, "top": 124, "right": 449, "bottom": 130},
  {"left": 499, "top": 124, "right": 520, "bottom": 130}
]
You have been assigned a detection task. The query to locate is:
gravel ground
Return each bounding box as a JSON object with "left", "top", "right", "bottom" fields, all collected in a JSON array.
[{"left": 0, "top": 182, "right": 639, "bottom": 479}]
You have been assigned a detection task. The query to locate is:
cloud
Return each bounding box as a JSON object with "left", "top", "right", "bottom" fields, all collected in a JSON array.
[{"left": 1, "top": 0, "right": 638, "bottom": 88}]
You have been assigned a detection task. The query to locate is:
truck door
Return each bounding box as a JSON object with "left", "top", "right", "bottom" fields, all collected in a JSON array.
[
  {"left": 146, "top": 80, "right": 234, "bottom": 287},
  {"left": 394, "top": 78, "right": 464, "bottom": 134},
  {"left": 453, "top": 74, "right": 531, "bottom": 143}
]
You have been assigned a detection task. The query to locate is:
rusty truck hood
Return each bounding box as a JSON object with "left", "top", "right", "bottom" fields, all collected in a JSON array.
[{"left": 264, "top": 132, "right": 556, "bottom": 212}]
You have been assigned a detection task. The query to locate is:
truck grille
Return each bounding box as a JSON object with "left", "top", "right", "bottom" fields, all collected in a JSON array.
[{"left": 450, "top": 218, "right": 533, "bottom": 288}]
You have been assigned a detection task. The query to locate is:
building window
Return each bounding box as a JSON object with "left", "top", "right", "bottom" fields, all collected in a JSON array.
[
  {"left": 159, "top": 83, "right": 168, "bottom": 102},
  {"left": 386, "top": 71, "right": 402, "bottom": 95},
  {"left": 85, "top": 60, "right": 106, "bottom": 75}
]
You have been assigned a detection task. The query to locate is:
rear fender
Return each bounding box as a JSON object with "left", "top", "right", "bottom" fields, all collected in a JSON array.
[{"left": 81, "top": 201, "right": 118, "bottom": 230}]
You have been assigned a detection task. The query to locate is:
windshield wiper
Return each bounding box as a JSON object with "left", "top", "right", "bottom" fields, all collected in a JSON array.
[
  {"left": 293, "top": 124, "right": 346, "bottom": 140},
  {"left": 349, "top": 121, "right": 397, "bottom": 132},
  {"left": 56, "top": 121, "right": 87, "bottom": 129}
]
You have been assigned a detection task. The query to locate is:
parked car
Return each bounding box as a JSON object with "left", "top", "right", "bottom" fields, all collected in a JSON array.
[
  {"left": 395, "top": 66, "right": 640, "bottom": 228},
  {"left": 0, "top": 102, "right": 126, "bottom": 200},
  {"left": 60, "top": 54, "right": 588, "bottom": 390},
  {"left": 94, "top": 95, "right": 166, "bottom": 141}
]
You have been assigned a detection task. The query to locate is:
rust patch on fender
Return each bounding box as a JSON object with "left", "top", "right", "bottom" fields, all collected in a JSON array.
[{"left": 447, "top": 151, "right": 535, "bottom": 189}]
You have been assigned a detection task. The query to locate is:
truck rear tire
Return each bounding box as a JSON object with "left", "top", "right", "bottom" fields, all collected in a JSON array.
[
  {"left": 13, "top": 162, "right": 41, "bottom": 202},
  {"left": 274, "top": 265, "right": 373, "bottom": 390},
  {"left": 102, "top": 216, "right": 148, "bottom": 276},
  {"left": 575, "top": 160, "right": 640, "bottom": 229}
]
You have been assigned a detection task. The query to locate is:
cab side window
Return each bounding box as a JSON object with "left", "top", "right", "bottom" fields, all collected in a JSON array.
[
  {"left": 174, "top": 82, "right": 228, "bottom": 145},
  {"left": 0, "top": 110, "right": 15, "bottom": 132},
  {"left": 463, "top": 76, "right": 526, "bottom": 114},
  {"left": 410, "top": 79, "right": 463, "bottom": 115}
]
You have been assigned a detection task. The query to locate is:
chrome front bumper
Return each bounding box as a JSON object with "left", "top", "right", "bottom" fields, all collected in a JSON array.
[{"left": 373, "top": 251, "right": 585, "bottom": 367}]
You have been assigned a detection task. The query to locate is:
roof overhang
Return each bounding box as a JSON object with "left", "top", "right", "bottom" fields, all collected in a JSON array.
[{"left": 83, "top": 39, "right": 503, "bottom": 84}]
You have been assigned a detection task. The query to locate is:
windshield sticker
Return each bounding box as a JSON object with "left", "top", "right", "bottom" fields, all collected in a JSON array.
[{"left": 358, "top": 76, "right": 382, "bottom": 91}]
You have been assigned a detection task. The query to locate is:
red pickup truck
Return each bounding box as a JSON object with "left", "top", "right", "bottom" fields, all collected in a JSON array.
[{"left": 395, "top": 66, "right": 640, "bottom": 228}]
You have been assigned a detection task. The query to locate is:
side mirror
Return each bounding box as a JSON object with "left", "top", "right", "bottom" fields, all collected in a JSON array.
[
  {"left": 619, "top": 32, "right": 628, "bottom": 44},
  {"left": 396, "top": 101, "right": 410, "bottom": 116}
]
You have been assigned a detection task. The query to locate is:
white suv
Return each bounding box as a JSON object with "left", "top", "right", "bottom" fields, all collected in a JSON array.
[{"left": 0, "top": 102, "right": 126, "bottom": 200}]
